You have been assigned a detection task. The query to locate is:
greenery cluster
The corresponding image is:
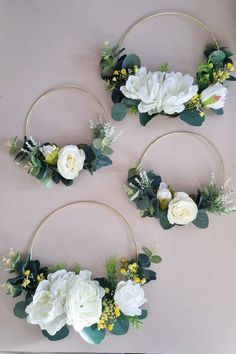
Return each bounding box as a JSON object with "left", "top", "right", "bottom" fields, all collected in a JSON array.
[
  {"left": 9, "top": 119, "right": 118, "bottom": 187},
  {"left": 2, "top": 247, "right": 161, "bottom": 343},
  {"left": 100, "top": 42, "right": 235, "bottom": 127},
  {"left": 125, "top": 168, "right": 236, "bottom": 230}
]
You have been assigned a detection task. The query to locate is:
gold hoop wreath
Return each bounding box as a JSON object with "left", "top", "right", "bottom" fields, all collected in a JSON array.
[
  {"left": 125, "top": 131, "right": 236, "bottom": 229},
  {"left": 9, "top": 86, "right": 121, "bottom": 187},
  {"left": 100, "top": 11, "right": 235, "bottom": 127},
  {"left": 1, "top": 201, "right": 162, "bottom": 344}
]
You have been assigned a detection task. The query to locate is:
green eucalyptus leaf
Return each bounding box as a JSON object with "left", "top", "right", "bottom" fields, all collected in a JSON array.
[
  {"left": 41, "top": 176, "right": 54, "bottom": 188},
  {"left": 137, "top": 309, "right": 148, "bottom": 320},
  {"left": 79, "top": 325, "right": 105, "bottom": 344},
  {"left": 111, "top": 88, "right": 124, "bottom": 103},
  {"left": 192, "top": 209, "right": 209, "bottom": 229},
  {"left": 111, "top": 314, "right": 129, "bottom": 335},
  {"left": 139, "top": 112, "right": 156, "bottom": 126},
  {"left": 227, "top": 75, "right": 236, "bottom": 81},
  {"left": 122, "top": 54, "right": 141, "bottom": 69},
  {"left": 211, "top": 108, "right": 224, "bottom": 115},
  {"left": 180, "top": 110, "right": 205, "bottom": 126},
  {"left": 31, "top": 166, "right": 40, "bottom": 177},
  {"left": 93, "top": 138, "right": 103, "bottom": 149},
  {"left": 13, "top": 298, "right": 32, "bottom": 319},
  {"left": 138, "top": 253, "right": 151, "bottom": 268},
  {"left": 42, "top": 325, "right": 69, "bottom": 341},
  {"left": 122, "top": 98, "right": 140, "bottom": 108},
  {"left": 102, "top": 146, "right": 113, "bottom": 155},
  {"left": 142, "top": 247, "right": 152, "bottom": 257},
  {"left": 150, "top": 255, "right": 162, "bottom": 264},
  {"left": 209, "top": 50, "right": 226, "bottom": 63},
  {"left": 111, "top": 103, "right": 127, "bottom": 121},
  {"left": 159, "top": 211, "right": 174, "bottom": 230},
  {"left": 137, "top": 196, "right": 150, "bottom": 210}
]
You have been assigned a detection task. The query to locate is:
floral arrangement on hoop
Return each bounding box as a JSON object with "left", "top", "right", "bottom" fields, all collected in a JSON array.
[
  {"left": 125, "top": 168, "right": 236, "bottom": 229},
  {"left": 8, "top": 118, "right": 121, "bottom": 187},
  {"left": 1, "top": 247, "right": 161, "bottom": 344},
  {"left": 100, "top": 42, "right": 235, "bottom": 126}
]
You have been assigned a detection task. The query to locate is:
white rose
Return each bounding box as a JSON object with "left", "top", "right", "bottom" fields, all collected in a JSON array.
[
  {"left": 40, "top": 144, "right": 58, "bottom": 158},
  {"left": 114, "top": 280, "right": 147, "bottom": 316},
  {"left": 57, "top": 145, "right": 85, "bottom": 180},
  {"left": 25, "top": 270, "right": 75, "bottom": 336},
  {"left": 157, "top": 182, "right": 172, "bottom": 200},
  {"left": 167, "top": 192, "right": 198, "bottom": 225},
  {"left": 200, "top": 83, "right": 228, "bottom": 109},
  {"left": 66, "top": 270, "right": 105, "bottom": 331},
  {"left": 120, "top": 68, "right": 198, "bottom": 115}
]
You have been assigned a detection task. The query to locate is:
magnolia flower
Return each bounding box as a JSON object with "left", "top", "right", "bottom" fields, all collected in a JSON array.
[
  {"left": 157, "top": 182, "right": 172, "bottom": 200},
  {"left": 26, "top": 270, "right": 75, "bottom": 336},
  {"left": 114, "top": 280, "right": 147, "bottom": 316},
  {"left": 167, "top": 192, "right": 198, "bottom": 225},
  {"left": 200, "top": 83, "right": 228, "bottom": 109},
  {"left": 57, "top": 145, "right": 85, "bottom": 180},
  {"left": 120, "top": 68, "right": 198, "bottom": 115},
  {"left": 40, "top": 144, "right": 59, "bottom": 165},
  {"left": 66, "top": 270, "right": 105, "bottom": 332}
]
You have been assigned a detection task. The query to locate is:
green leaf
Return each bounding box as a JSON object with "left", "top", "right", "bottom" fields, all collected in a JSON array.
[
  {"left": 52, "top": 171, "right": 61, "bottom": 184},
  {"left": 93, "top": 138, "right": 103, "bottom": 149},
  {"left": 128, "top": 168, "right": 138, "bottom": 179},
  {"left": 7, "top": 283, "right": 22, "bottom": 298},
  {"left": 142, "top": 247, "right": 152, "bottom": 257},
  {"left": 138, "top": 309, "right": 148, "bottom": 320},
  {"left": 105, "top": 257, "right": 118, "bottom": 287},
  {"left": 79, "top": 325, "right": 105, "bottom": 344},
  {"left": 13, "top": 298, "right": 32, "bottom": 319},
  {"left": 42, "top": 325, "right": 69, "bottom": 341},
  {"left": 227, "top": 75, "right": 236, "bottom": 81},
  {"left": 111, "top": 103, "right": 127, "bottom": 121},
  {"left": 180, "top": 109, "right": 205, "bottom": 126},
  {"left": 137, "top": 196, "right": 150, "bottom": 210},
  {"left": 138, "top": 253, "right": 151, "bottom": 268},
  {"left": 41, "top": 176, "right": 54, "bottom": 188},
  {"left": 139, "top": 112, "right": 156, "bottom": 126},
  {"left": 61, "top": 177, "right": 73, "bottom": 186},
  {"left": 102, "top": 146, "right": 113, "bottom": 155},
  {"left": 141, "top": 268, "right": 157, "bottom": 281},
  {"left": 122, "top": 98, "right": 140, "bottom": 108},
  {"left": 150, "top": 255, "right": 162, "bottom": 264},
  {"left": 159, "top": 211, "right": 174, "bottom": 230},
  {"left": 96, "top": 154, "right": 112, "bottom": 169},
  {"left": 122, "top": 54, "right": 141, "bottom": 69},
  {"left": 211, "top": 108, "right": 224, "bottom": 115},
  {"left": 111, "top": 88, "right": 123, "bottom": 103},
  {"left": 111, "top": 314, "right": 129, "bottom": 335},
  {"left": 31, "top": 166, "right": 40, "bottom": 177},
  {"left": 192, "top": 209, "right": 209, "bottom": 229},
  {"left": 209, "top": 50, "right": 226, "bottom": 64}
]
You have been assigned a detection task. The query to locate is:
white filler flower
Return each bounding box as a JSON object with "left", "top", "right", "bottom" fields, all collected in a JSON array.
[
  {"left": 57, "top": 145, "right": 85, "bottom": 180},
  {"left": 120, "top": 68, "right": 198, "bottom": 115},
  {"left": 167, "top": 192, "right": 198, "bottom": 225},
  {"left": 26, "top": 270, "right": 74, "bottom": 336},
  {"left": 66, "top": 270, "right": 105, "bottom": 331},
  {"left": 200, "top": 83, "right": 228, "bottom": 109},
  {"left": 114, "top": 280, "right": 147, "bottom": 316},
  {"left": 157, "top": 182, "right": 172, "bottom": 200}
]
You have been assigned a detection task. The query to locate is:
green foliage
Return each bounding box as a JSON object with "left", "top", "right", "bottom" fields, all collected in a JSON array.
[
  {"left": 105, "top": 257, "right": 118, "bottom": 288},
  {"left": 159, "top": 210, "right": 174, "bottom": 230},
  {"left": 192, "top": 209, "right": 209, "bottom": 229},
  {"left": 211, "top": 108, "right": 224, "bottom": 115},
  {"left": 42, "top": 325, "right": 69, "bottom": 341},
  {"left": 139, "top": 112, "right": 157, "bottom": 126},
  {"left": 159, "top": 63, "right": 169, "bottom": 72},
  {"left": 208, "top": 50, "right": 226, "bottom": 64},
  {"left": 73, "top": 263, "right": 81, "bottom": 274},
  {"left": 9, "top": 136, "right": 21, "bottom": 155},
  {"left": 180, "top": 110, "right": 205, "bottom": 126},
  {"left": 48, "top": 262, "right": 66, "bottom": 273},
  {"left": 79, "top": 325, "right": 105, "bottom": 344},
  {"left": 111, "top": 314, "right": 129, "bottom": 335},
  {"left": 122, "top": 54, "right": 141, "bottom": 69},
  {"left": 13, "top": 298, "right": 32, "bottom": 319},
  {"left": 111, "top": 103, "right": 127, "bottom": 121}
]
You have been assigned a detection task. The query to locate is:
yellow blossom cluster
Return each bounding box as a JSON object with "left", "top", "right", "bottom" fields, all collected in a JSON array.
[
  {"left": 97, "top": 298, "right": 120, "bottom": 331},
  {"left": 120, "top": 258, "right": 146, "bottom": 284},
  {"left": 112, "top": 65, "right": 139, "bottom": 82},
  {"left": 22, "top": 269, "right": 45, "bottom": 288}
]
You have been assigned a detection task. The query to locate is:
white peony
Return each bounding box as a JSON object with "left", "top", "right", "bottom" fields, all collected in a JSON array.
[
  {"left": 114, "top": 280, "right": 147, "bottom": 316},
  {"left": 167, "top": 192, "right": 198, "bottom": 225},
  {"left": 57, "top": 145, "right": 85, "bottom": 180},
  {"left": 200, "top": 83, "right": 228, "bottom": 109},
  {"left": 120, "top": 68, "right": 198, "bottom": 115},
  {"left": 66, "top": 270, "right": 105, "bottom": 332},
  {"left": 157, "top": 182, "right": 172, "bottom": 200},
  {"left": 25, "top": 270, "right": 75, "bottom": 336}
]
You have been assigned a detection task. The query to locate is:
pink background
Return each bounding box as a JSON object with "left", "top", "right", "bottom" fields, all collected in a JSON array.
[{"left": 0, "top": 0, "right": 236, "bottom": 353}]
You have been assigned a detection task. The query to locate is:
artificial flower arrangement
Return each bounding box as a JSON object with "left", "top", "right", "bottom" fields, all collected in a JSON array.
[
  {"left": 1, "top": 247, "right": 161, "bottom": 344},
  {"left": 8, "top": 118, "right": 121, "bottom": 187},
  {"left": 125, "top": 168, "right": 236, "bottom": 229},
  {"left": 100, "top": 42, "right": 235, "bottom": 127}
]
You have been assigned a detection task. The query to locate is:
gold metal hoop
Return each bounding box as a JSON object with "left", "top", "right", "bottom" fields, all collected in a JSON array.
[
  {"left": 136, "top": 131, "right": 225, "bottom": 184},
  {"left": 29, "top": 201, "right": 139, "bottom": 261},
  {"left": 119, "top": 11, "right": 219, "bottom": 50},
  {"left": 24, "top": 86, "right": 109, "bottom": 137}
]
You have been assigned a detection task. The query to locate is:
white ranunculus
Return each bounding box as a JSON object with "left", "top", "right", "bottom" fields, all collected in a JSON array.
[
  {"left": 120, "top": 68, "right": 198, "bottom": 115},
  {"left": 167, "top": 192, "right": 198, "bottom": 225},
  {"left": 57, "top": 145, "right": 85, "bottom": 180},
  {"left": 157, "top": 182, "right": 172, "bottom": 200},
  {"left": 66, "top": 270, "right": 105, "bottom": 332},
  {"left": 200, "top": 83, "right": 228, "bottom": 109},
  {"left": 25, "top": 270, "right": 75, "bottom": 336},
  {"left": 114, "top": 280, "right": 147, "bottom": 316}
]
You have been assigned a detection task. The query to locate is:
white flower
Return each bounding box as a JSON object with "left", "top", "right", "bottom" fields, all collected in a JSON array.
[
  {"left": 57, "top": 145, "right": 85, "bottom": 180},
  {"left": 200, "top": 83, "right": 228, "bottom": 109},
  {"left": 66, "top": 270, "right": 105, "bottom": 331},
  {"left": 157, "top": 182, "right": 172, "bottom": 200},
  {"left": 114, "top": 280, "right": 147, "bottom": 316},
  {"left": 26, "top": 270, "right": 75, "bottom": 336},
  {"left": 120, "top": 68, "right": 198, "bottom": 115},
  {"left": 167, "top": 192, "right": 198, "bottom": 225},
  {"left": 40, "top": 144, "right": 58, "bottom": 158}
]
